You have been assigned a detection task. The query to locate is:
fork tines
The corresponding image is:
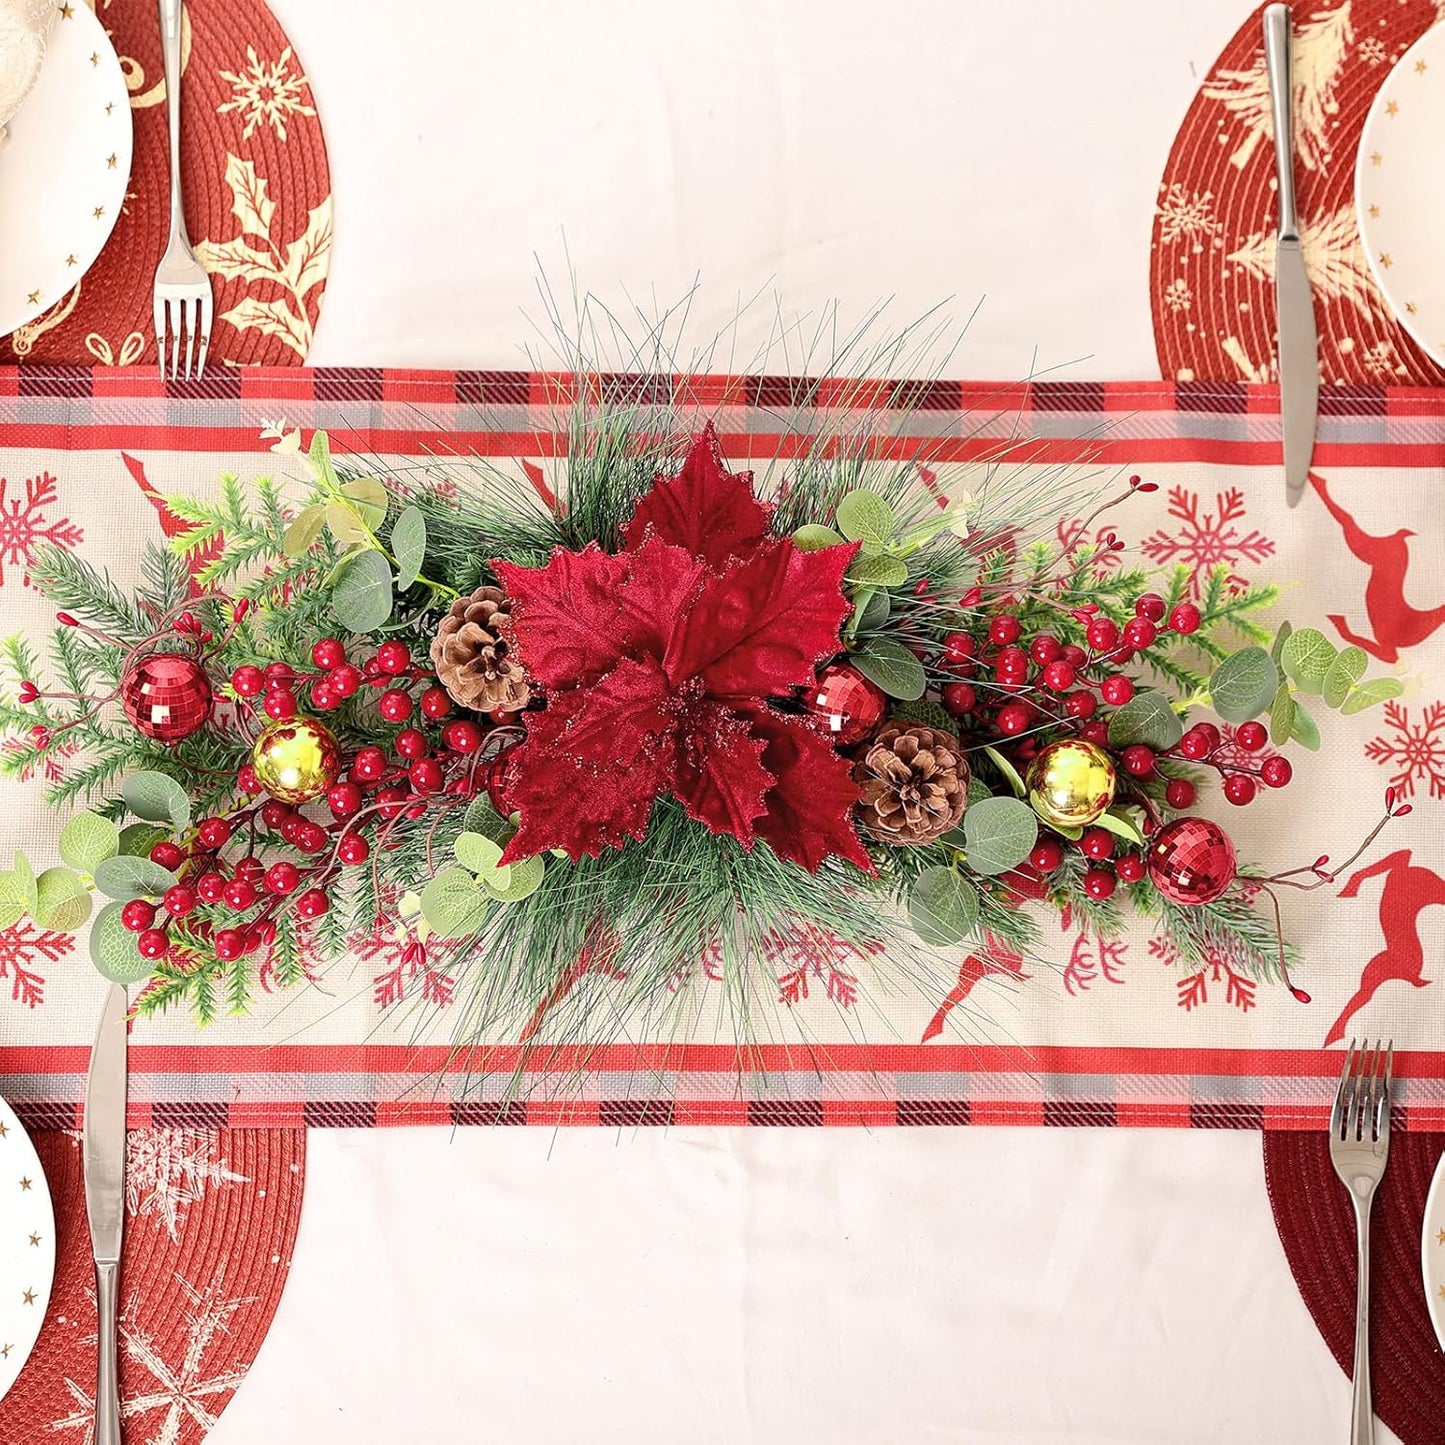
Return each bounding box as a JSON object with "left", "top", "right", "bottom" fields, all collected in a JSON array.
[
  {"left": 1332, "top": 1037, "right": 1393, "bottom": 1143},
  {"left": 153, "top": 288, "right": 212, "bottom": 383}
]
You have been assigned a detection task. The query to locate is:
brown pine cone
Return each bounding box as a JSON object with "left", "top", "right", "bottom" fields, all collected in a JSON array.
[
  {"left": 853, "top": 723, "right": 968, "bottom": 845},
  {"left": 430, "top": 586, "right": 531, "bottom": 713}
]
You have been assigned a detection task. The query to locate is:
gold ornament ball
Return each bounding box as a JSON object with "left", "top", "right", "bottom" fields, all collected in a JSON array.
[
  {"left": 1025, "top": 739, "right": 1117, "bottom": 829},
  {"left": 252, "top": 717, "right": 342, "bottom": 804}
]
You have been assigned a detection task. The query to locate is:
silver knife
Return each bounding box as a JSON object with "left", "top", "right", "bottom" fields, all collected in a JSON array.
[
  {"left": 1264, "top": 3, "right": 1319, "bottom": 509},
  {"left": 84, "top": 983, "right": 127, "bottom": 1445}
]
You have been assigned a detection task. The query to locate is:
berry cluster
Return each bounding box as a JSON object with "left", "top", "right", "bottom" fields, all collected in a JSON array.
[{"left": 1174, "top": 719, "right": 1292, "bottom": 806}]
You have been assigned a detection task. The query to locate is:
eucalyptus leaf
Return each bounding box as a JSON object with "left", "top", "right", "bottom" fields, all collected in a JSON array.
[
  {"left": 1290, "top": 699, "right": 1321, "bottom": 750},
  {"left": 907, "top": 867, "right": 980, "bottom": 947},
  {"left": 419, "top": 867, "right": 493, "bottom": 939},
  {"left": 892, "top": 699, "right": 954, "bottom": 733},
  {"left": 965, "top": 777, "right": 992, "bottom": 807},
  {"left": 850, "top": 639, "right": 926, "bottom": 701},
  {"left": 1268, "top": 682, "right": 1296, "bottom": 747},
  {"left": 89, "top": 901, "right": 154, "bottom": 984},
  {"left": 1095, "top": 809, "right": 1146, "bottom": 847},
  {"left": 835, "top": 489, "right": 895, "bottom": 547},
  {"left": 1279, "top": 628, "right": 1337, "bottom": 695},
  {"left": 118, "top": 823, "right": 170, "bottom": 858},
  {"left": 340, "top": 476, "right": 388, "bottom": 529},
  {"left": 392, "top": 506, "right": 427, "bottom": 590},
  {"left": 1340, "top": 677, "right": 1404, "bottom": 716},
  {"left": 92, "top": 855, "right": 177, "bottom": 902},
  {"left": 962, "top": 796, "right": 1039, "bottom": 876},
  {"left": 282, "top": 503, "right": 326, "bottom": 557},
  {"left": 462, "top": 797, "right": 517, "bottom": 846},
  {"left": 325, "top": 500, "right": 372, "bottom": 546},
  {"left": 4, "top": 853, "right": 37, "bottom": 918},
  {"left": 308, "top": 429, "right": 339, "bottom": 488},
  {"left": 454, "top": 832, "right": 505, "bottom": 875},
  {"left": 1106, "top": 692, "right": 1183, "bottom": 751},
  {"left": 1209, "top": 647, "right": 1279, "bottom": 723},
  {"left": 1323, "top": 646, "right": 1368, "bottom": 709},
  {"left": 792, "top": 524, "right": 847, "bottom": 552},
  {"left": 59, "top": 812, "right": 120, "bottom": 873},
  {"left": 33, "top": 867, "right": 91, "bottom": 932},
  {"left": 1270, "top": 621, "right": 1293, "bottom": 664},
  {"left": 332, "top": 548, "right": 395, "bottom": 633},
  {"left": 847, "top": 553, "right": 908, "bottom": 588},
  {"left": 981, "top": 745, "right": 1027, "bottom": 799},
  {"left": 122, "top": 770, "right": 191, "bottom": 834},
  {"left": 858, "top": 588, "right": 891, "bottom": 630},
  {"left": 320, "top": 543, "right": 367, "bottom": 590},
  {"left": 480, "top": 853, "right": 544, "bottom": 903}
]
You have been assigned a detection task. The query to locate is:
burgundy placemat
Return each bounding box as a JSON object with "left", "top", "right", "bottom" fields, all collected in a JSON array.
[{"left": 1265, "top": 1130, "right": 1445, "bottom": 1445}]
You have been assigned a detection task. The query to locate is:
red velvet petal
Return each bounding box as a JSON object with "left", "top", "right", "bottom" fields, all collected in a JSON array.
[
  {"left": 622, "top": 422, "right": 773, "bottom": 569},
  {"left": 746, "top": 710, "right": 872, "bottom": 874},
  {"left": 671, "top": 702, "right": 774, "bottom": 844},
  {"left": 611, "top": 533, "right": 706, "bottom": 664},
  {"left": 664, "top": 538, "right": 859, "bottom": 700},
  {"left": 501, "top": 657, "right": 675, "bottom": 863}
]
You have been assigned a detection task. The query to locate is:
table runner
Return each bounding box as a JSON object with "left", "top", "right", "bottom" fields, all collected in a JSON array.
[{"left": 2, "top": 366, "right": 1443, "bottom": 1130}]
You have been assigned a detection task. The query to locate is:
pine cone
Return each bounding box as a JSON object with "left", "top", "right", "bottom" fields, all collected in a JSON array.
[
  {"left": 430, "top": 586, "right": 531, "bottom": 712},
  {"left": 853, "top": 723, "right": 968, "bottom": 845}
]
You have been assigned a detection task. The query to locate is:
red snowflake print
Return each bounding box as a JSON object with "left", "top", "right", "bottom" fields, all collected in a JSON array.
[
  {"left": 1211, "top": 721, "right": 1281, "bottom": 774},
  {"left": 1364, "top": 701, "right": 1445, "bottom": 802},
  {"left": 350, "top": 925, "right": 454, "bottom": 1008},
  {"left": 0, "top": 919, "right": 71, "bottom": 1007},
  {"left": 1149, "top": 936, "right": 1255, "bottom": 1013},
  {"left": 1056, "top": 516, "right": 1124, "bottom": 572},
  {"left": 0, "top": 473, "right": 83, "bottom": 587},
  {"left": 772, "top": 924, "right": 865, "bottom": 1008},
  {"left": 0, "top": 734, "right": 77, "bottom": 784},
  {"left": 1138, "top": 485, "right": 1274, "bottom": 596},
  {"left": 1062, "top": 933, "right": 1129, "bottom": 996}
]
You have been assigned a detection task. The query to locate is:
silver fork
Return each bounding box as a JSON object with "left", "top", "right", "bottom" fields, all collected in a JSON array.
[
  {"left": 152, "top": 0, "right": 212, "bottom": 380},
  {"left": 1328, "top": 1038, "right": 1393, "bottom": 1445}
]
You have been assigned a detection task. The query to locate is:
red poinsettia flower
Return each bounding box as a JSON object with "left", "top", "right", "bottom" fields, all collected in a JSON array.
[{"left": 492, "top": 423, "right": 872, "bottom": 873}]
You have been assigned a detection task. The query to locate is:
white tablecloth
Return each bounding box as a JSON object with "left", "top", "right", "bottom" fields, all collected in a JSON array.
[{"left": 211, "top": 2, "right": 1400, "bottom": 1439}]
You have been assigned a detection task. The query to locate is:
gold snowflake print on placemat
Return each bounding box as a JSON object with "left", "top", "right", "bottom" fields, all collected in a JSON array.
[{"left": 217, "top": 45, "right": 316, "bottom": 141}]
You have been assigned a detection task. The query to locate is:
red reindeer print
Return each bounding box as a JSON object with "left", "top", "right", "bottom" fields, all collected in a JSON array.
[
  {"left": 1324, "top": 848, "right": 1445, "bottom": 1046},
  {"left": 922, "top": 939, "right": 1029, "bottom": 1043},
  {"left": 1311, "top": 472, "right": 1445, "bottom": 663},
  {"left": 121, "top": 452, "right": 221, "bottom": 587}
]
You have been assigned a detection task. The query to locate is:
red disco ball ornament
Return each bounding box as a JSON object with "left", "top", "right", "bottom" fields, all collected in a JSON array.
[
  {"left": 120, "top": 652, "right": 213, "bottom": 744},
  {"left": 804, "top": 663, "right": 887, "bottom": 747},
  {"left": 1146, "top": 816, "right": 1238, "bottom": 906}
]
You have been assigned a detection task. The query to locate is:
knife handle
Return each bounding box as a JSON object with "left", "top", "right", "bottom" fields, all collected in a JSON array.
[
  {"left": 1264, "top": 4, "right": 1300, "bottom": 242},
  {"left": 95, "top": 1259, "right": 121, "bottom": 1445}
]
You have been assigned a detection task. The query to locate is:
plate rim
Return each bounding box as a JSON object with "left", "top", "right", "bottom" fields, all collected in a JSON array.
[
  {"left": 1423, "top": 1147, "right": 1445, "bottom": 1353},
  {"left": 0, "top": 1094, "right": 56, "bottom": 1406},
  {"left": 0, "top": 2, "right": 135, "bottom": 339},
  {"left": 1353, "top": 21, "right": 1445, "bottom": 370}
]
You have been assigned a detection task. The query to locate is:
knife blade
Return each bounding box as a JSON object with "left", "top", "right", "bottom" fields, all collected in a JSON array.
[
  {"left": 1264, "top": 4, "right": 1319, "bottom": 509},
  {"left": 84, "top": 981, "right": 126, "bottom": 1445}
]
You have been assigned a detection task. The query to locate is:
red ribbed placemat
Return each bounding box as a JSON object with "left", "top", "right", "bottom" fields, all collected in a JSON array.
[
  {"left": 1264, "top": 1131, "right": 1445, "bottom": 1445},
  {"left": 3, "top": 0, "right": 330, "bottom": 367},
  {"left": 0, "top": 1128, "right": 304, "bottom": 1442}
]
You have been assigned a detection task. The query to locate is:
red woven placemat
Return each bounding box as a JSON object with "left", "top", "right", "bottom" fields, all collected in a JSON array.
[
  {"left": 1264, "top": 1131, "right": 1445, "bottom": 1445},
  {"left": 3, "top": 0, "right": 330, "bottom": 367}
]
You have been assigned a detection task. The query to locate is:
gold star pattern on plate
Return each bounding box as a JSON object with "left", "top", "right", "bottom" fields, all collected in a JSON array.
[
  {"left": 58, "top": 1, "right": 73, "bottom": 14},
  {"left": 107, "top": 153, "right": 117, "bottom": 169},
  {"left": 1379, "top": 252, "right": 1393, "bottom": 269},
  {"left": 1406, "top": 302, "right": 1417, "bottom": 315},
  {"left": 65, "top": 255, "right": 77, "bottom": 267},
  {"left": 25, "top": 290, "right": 38, "bottom": 306},
  {"left": 105, "top": 101, "right": 114, "bottom": 115},
  {"left": 27, "top": 1234, "right": 39, "bottom": 1248},
  {"left": 88, "top": 51, "right": 98, "bottom": 67},
  {"left": 1367, "top": 203, "right": 1380, "bottom": 218},
  {"left": 21, "top": 1291, "right": 34, "bottom": 1307},
  {"left": 0, "top": 1121, "right": 8, "bottom": 1138},
  {"left": 1369, "top": 151, "right": 1382, "bottom": 166},
  {"left": 18, "top": 1178, "right": 30, "bottom": 1192},
  {"left": 92, "top": 206, "right": 104, "bottom": 219},
  {"left": 1416, "top": 59, "right": 1429, "bottom": 74},
  {"left": 1386, "top": 100, "right": 1399, "bottom": 116},
  {"left": 1438, "top": 1229, "right": 1445, "bottom": 1246},
  {"left": 0, "top": 1345, "right": 10, "bottom": 1360}
]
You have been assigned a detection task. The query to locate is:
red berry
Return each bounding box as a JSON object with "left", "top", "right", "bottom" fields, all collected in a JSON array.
[
  {"left": 328, "top": 782, "right": 363, "bottom": 818},
  {"left": 442, "top": 720, "right": 485, "bottom": 753},
  {"left": 1134, "top": 593, "right": 1166, "bottom": 623},
  {"left": 1123, "top": 618, "right": 1157, "bottom": 650},
  {"left": 214, "top": 928, "right": 246, "bottom": 961},
  {"left": 338, "top": 833, "right": 370, "bottom": 866},
  {"left": 1100, "top": 675, "right": 1134, "bottom": 707},
  {"left": 1116, "top": 852, "right": 1146, "bottom": 883},
  {"left": 1086, "top": 618, "right": 1120, "bottom": 652},
  {"left": 394, "top": 727, "right": 428, "bottom": 760},
  {"left": 988, "top": 614, "right": 1022, "bottom": 646},
  {"left": 310, "top": 681, "right": 340, "bottom": 712},
  {"left": 1066, "top": 690, "right": 1097, "bottom": 719},
  {"left": 262, "top": 800, "right": 293, "bottom": 830},
  {"left": 231, "top": 665, "right": 265, "bottom": 696},
  {"left": 1168, "top": 603, "right": 1201, "bottom": 635},
  {"left": 296, "top": 823, "right": 330, "bottom": 854},
  {"left": 264, "top": 861, "right": 300, "bottom": 895},
  {"left": 329, "top": 664, "right": 362, "bottom": 699},
  {"left": 409, "top": 758, "right": 444, "bottom": 793},
  {"left": 1060, "top": 644, "right": 1088, "bottom": 669},
  {"left": 295, "top": 888, "right": 330, "bottom": 920},
  {"left": 1261, "top": 757, "right": 1293, "bottom": 789},
  {"left": 1177, "top": 730, "right": 1212, "bottom": 761},
  {"left": 264, "top": 689, "right": 297, "bottom": 721},
  {"left": 1165, "top": 778, "right": 1197, "bottom": 809},
  {"left": 196, "top": 817, "right": 231, "bottom": 850},
  {"left": 196, "top": 871, "right": 226, "bottom": 903},
  {"left": 1121, "top": 744, "right": 1155, "bottom": 778},
  {"left": 236, "top": 856, "right": 265, "bottom": 885},
  {"left": 162, "top": 884, "right": 196, "bottom": 917},
  {"left": 137, "top": 928, "right": 169, "bottom": 960},
  {"left": 1083, "top": 867, "right": 1117, "bottom": 900},
  {"left": 352, "top": 745, "right": 387, "bottom": 782},
  {"left": 120, "top": 899, "right": 156, "bottom": 932},
  {"left": 376, "top": 785, "right": 409, "bottom": 821},
  {"left": 1029, "top": 635, "right": 1061, "bottom": 666},
  {"left": 1080, "top": 721, "right": 1110, "bottom": 747},
  {"left": 1029, "top": 838, "right": 1065, "bottom": 874},
  {"left": 1224, "top": 774, "right": 1257, "bottom": 806},
  {"left": 1192, "top": 722, "right": 1221, "bottom": 753},
  {"left": 223, "top": 878, "right": 258, "bottom": 910},
  {"left": 996, "top": 702, "right": 1031, "bottom": 735},
  {"left": 943, "top": 632, "right": 977, "bottom": 668},
  {"left": 264, "top": 662, "right": 295, "bottom": 687},
  {"left": 375, "top": 641, "right": 411, "bottom": 675},
  {"left": 149, "top": 841, "right": 184, "bottom": 871},
  {"left": 420, "top": 686, "right": 451, "bottom": 720},
  {"left": 1080, "top": 828, "right": 1114, "bottom": 860},
  {"left": 1235, "top": 721, "right": 1268, "bottom": 752},
  {"left": 311, "top": 637, "right": 347, "bottom": 671},
  {"left": 942, "top": 682, "right": 977, "bottom": 717},
  {"left": 1041, "top": 659, "right": 1077, "bottom": 692},
  {"left": 237, "top": 763, "right": 262, "bottom": 794},
  {"left": 378, "top": 688, "right": 413, "bottom": 723}
]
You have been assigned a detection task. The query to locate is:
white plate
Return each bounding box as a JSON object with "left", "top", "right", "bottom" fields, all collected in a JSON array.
[
  {"left": 1355, "top": 23, "right": 1445, "bottom": 368},
  {"left": 0, "top": 1096, "right": 54, "bottom": 1403},
  {"left": 0, "top": 1, "right": 133, "bottom": 337},
  {"left": 1425, "top": 1148, "right": 1445, "bottom": 1352}
]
